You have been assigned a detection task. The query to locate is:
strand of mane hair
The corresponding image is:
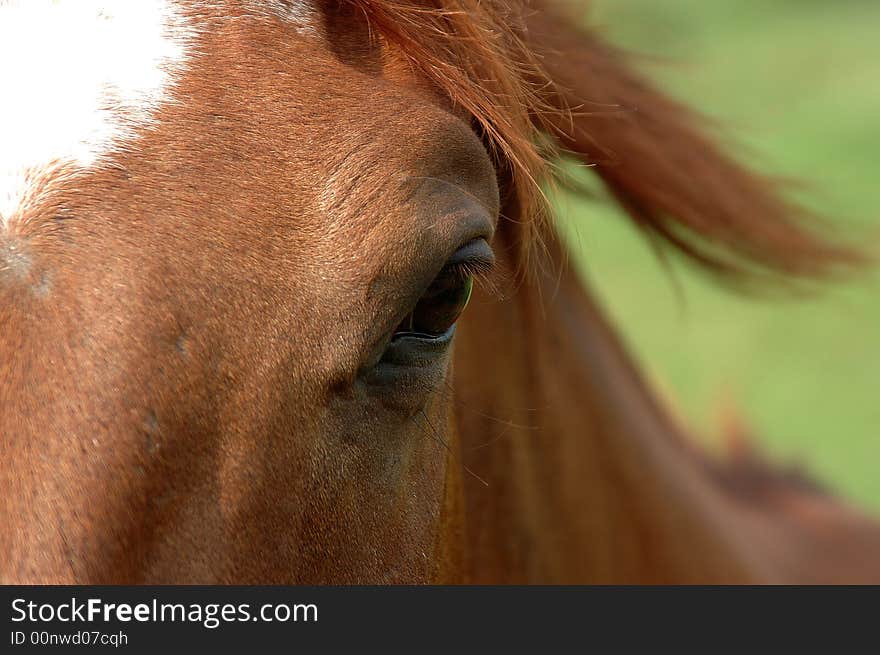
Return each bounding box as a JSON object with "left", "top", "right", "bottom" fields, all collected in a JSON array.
[
  {"left": 353, "top": 0, "right": 869, "bottom": 285},
  {"left": 521, "top": 1, "right": 869, "bottom": 286}
]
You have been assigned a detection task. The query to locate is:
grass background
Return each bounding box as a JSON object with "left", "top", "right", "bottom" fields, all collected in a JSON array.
[{"left": 554, "top": 0, "right": 880, "bottom": 509}]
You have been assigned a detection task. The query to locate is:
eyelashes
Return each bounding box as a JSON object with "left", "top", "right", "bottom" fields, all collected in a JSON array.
[{"left": 392, "top": 243, "right": 496, "bottom": 339}]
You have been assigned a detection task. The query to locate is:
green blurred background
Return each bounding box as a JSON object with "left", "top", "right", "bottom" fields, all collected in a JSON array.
[{"left": 554, "top": 0, "right": 880, "bottom": 508}]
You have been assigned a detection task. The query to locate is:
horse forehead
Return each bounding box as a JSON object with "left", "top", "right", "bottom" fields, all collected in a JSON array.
[
  {"left": 0, "top": 1, "right": 319, "bottom": 229},
  {"left": 0, "top": 1, "right": 184, "bottom": 226}
]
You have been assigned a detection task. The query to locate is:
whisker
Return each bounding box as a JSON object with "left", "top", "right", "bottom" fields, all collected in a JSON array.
[
  {"left": 438, "top": 377, "right": 543, "bottom": 429},
  {"left": 414, "top": 407, "right": 490, "bottom": 488}
]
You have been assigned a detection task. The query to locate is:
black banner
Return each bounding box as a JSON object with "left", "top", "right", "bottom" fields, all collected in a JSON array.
[{"left": 1, "top": 586, "right": 876, "bottom": 651}]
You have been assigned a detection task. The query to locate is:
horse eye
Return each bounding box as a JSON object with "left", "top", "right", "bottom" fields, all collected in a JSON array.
[{"left": 395, "top": 266, "right": 474, "bottom": 338}]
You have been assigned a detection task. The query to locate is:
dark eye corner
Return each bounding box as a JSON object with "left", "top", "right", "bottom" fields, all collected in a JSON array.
[{"left": 393, "top": 238, "right": 496, "bottom": 342}]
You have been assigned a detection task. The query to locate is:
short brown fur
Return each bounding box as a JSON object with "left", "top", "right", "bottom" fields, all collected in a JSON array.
[{"left": 1, "top": 0, "right": 877, "bottom": 584}]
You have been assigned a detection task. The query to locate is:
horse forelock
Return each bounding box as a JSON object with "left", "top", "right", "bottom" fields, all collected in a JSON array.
[{"left": 338, "top": 0, "right": 866, "bottom": 286}]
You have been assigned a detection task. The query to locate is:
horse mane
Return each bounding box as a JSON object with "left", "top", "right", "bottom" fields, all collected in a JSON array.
[
  {"left": 709, "top": 407, "right": 831, "bottom": 503},
  {"left": 350, "top": 0, "right": 865, "bottom": 282}
]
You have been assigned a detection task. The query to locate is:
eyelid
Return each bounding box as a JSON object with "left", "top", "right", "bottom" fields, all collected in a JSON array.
[{"left": 443, "top": 238, "right": 496, "bottom": 279}]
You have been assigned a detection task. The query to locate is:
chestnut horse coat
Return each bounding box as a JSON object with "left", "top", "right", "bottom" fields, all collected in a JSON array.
[{"left": 1, "top": 0, "right": 877, "bottom": 583}]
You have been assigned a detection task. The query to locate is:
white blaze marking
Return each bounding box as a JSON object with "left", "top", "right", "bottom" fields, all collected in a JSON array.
[{"left": 0, "top": 0, "right": 193, "bottom": 227}]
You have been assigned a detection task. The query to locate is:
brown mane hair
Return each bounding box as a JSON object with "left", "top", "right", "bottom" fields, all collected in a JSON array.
[{"left": 350, "top": 0, "right": 864, "bottom": 282}]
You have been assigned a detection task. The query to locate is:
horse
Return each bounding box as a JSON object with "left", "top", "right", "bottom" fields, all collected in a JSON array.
[{"left": 1, "top": 0, "right": 878, "bottom": 584}]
